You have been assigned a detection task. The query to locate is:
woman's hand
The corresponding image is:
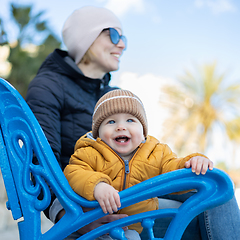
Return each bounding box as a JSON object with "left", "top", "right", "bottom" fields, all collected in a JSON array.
[
  {"left": 185, "top": 156, "right": 213, "bottom": 175},
  {"left": 77, "top": 214, "right": 128, "bottom": 234},
  {"left": 56, "top": 207, "right": 128, "bottom": 235}
]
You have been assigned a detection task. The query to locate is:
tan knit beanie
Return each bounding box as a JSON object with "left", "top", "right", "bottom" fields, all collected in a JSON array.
[
  {"left": 92, "top": 89, "right": 148, "bottom": 139},
  {"left": 62, "top": 6, "right": 122, "bottom": 64}
]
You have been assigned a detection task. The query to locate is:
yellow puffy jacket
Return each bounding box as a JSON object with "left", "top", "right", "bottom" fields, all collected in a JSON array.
[{"left": 64, "top": 133, "right": 206, "bottom": 233}]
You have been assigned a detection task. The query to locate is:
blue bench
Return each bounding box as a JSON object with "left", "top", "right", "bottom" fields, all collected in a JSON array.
[{"left": 0, "top": 77, "right": 234, "bottom": 240}]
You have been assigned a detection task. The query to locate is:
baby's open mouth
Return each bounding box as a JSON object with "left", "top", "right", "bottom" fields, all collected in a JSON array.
[{"left": 115, "top": 136, "right": 129, "bottom": 143}]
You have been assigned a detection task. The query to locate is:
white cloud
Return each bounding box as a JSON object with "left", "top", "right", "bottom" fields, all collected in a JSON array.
[
  {"left": 118, "top": 72, "right": 173, "bottom": 138},
  {"left": 103, "top": 0, "right": 162, "bottom": 24},
  {"left": 103, "top": 0, "right": 145, "bottom": 17},
  {"left": 195, "top": 0, "right": 236, "bottom": 14}
]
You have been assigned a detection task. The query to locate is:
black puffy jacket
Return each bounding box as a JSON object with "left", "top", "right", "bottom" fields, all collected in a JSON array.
[{"left": 26, "top": 49, "right": 117, "bottom": 170}]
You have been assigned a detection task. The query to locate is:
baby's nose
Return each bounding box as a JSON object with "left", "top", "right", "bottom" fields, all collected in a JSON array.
[{"left": 116, "top": 124, "right": 126, "bottom": 131}]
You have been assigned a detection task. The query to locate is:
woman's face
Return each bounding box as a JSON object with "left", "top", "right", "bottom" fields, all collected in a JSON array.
[{"left": 88, "top": 28, "right": 126, "bottom": 76}]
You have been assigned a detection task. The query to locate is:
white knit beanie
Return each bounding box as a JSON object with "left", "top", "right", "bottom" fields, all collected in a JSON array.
[{"left": 62, "top": 6, "right": 122, "bottom": 64}]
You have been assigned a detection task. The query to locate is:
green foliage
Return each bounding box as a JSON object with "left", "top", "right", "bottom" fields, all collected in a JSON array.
[
  {"left": 225, "top": 117, "right": 240, "bottom": 142},
  {"left": 0, "top": 3, "right": 61, "bottom": 97},
  {"left": 215, "top": 161, "right": 228, "bottom": 171}
]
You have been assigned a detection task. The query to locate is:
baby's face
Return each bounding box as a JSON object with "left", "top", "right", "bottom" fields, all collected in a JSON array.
[{"left": 98, "top": 113, "right": 144, "bottom": 160}]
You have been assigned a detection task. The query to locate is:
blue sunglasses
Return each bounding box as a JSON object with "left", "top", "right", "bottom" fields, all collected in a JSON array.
[{"left": 104, "top": 28, "right": 127, "bottom": 49}]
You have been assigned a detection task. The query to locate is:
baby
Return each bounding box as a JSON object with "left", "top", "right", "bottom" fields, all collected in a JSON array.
[{"left": 64, "top": 89, "right": 213, "bottom": 239}]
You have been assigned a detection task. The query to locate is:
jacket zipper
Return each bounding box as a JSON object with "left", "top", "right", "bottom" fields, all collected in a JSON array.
[
  {"left": 100, "top": 140, "right": 142, "bottom": 191},
  {"left": 96, "top": 79, "right": 105, "bottom": 100},
  {"left": 121, "top": 147, "right": 141, "bottom": 190},
  {"left": 122, "top": 160, "right": 130, "bottom": 190},
  {"left": 100, "top": 79, "right": 104, "bottom": 90}
]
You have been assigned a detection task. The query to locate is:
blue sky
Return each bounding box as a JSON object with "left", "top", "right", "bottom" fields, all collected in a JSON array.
[
  {"left": 1, "top": 0, "right": 240, "bottom": 164},
  {"left": 1, "top": 0, "right": 240, "bottom": 82}
]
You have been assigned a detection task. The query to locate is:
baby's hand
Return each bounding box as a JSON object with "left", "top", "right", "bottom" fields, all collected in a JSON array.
[
  {"left": 184, "top": 156, "right": 213, "bottom": 175},
  {"left": 94, "top": 182, "right": 121, "bottom": 214}
]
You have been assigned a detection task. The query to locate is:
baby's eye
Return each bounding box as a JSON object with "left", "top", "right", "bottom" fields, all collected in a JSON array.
[
  {"left": 127, "top": 119, "right": 134, "bottom": 123},
  {"left": 107, "top": 120, "right": 115, "bottom": 124}
]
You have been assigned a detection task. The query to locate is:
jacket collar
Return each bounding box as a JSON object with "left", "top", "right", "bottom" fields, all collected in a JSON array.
[{"left": 51, "top": 49, "right": 111, "bottom": 92}]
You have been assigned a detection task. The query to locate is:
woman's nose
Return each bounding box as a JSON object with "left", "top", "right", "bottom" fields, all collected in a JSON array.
[{"left": 117, "top": 39, "right": 126, "bottom": 50}]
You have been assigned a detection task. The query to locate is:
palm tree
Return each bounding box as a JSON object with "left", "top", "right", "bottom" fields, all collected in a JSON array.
[
  {"left": 0, "top": 3, "right": 61, "bottom": 97},
  {"left": 160, "top": 62, "right": 240, "bottom": 157},
  {"left": 225, "top": 117, "right": 240, "bottom": 168}
]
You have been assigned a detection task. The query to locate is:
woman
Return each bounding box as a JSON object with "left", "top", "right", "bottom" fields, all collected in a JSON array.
[
  {"left": 26, "top": 6, "right": 131, "bottom": 239},
  {"left": 26, "top": 6, "right": 240, "bottom": 240}
]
